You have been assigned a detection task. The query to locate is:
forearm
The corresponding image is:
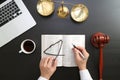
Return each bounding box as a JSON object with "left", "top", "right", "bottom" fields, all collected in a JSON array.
[{"left": 80, "top": 69, "right": 93, "bottom": 80}]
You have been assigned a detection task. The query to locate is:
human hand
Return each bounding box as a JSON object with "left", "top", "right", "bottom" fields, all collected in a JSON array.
[
  {"left": 72, "top": 46, "right": 89, "bottom": 70},
  {"left": 39, "top": 56, "right": 57, "bottom": 80}
]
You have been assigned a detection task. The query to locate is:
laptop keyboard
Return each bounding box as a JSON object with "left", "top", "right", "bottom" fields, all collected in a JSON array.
[{"left": 0, "top": 0, "right": 22, "bottom": 27}]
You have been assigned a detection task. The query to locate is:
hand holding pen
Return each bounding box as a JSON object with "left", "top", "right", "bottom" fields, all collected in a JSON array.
[
  {"left": 72, "top": 44, "right": 86, "bottom": 60},
  {"left": 72, "top": 45, "right": 89, "bottom": 70}
]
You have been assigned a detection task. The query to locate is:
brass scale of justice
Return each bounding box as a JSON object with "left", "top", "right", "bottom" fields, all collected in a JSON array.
[{"left": 37, "top": 0, "right": 89, "bottom": 22}]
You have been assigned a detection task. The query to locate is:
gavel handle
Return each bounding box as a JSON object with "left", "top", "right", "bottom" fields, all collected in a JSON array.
[{"left": 99, "top": 47, "right": 103, "bottom": 80}]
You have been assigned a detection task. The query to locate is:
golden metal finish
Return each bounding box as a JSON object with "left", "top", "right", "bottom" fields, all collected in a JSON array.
[
  {"left": 36, "top": 0, "right": 89, "bottom": 22},
  {"left": 57, "top": 5, "right": 69, "bottom": 18},
  {"left": 37, "top": 0, "right": 54, "bottom": 16},
  {"left": 71, "top": 4, "right": 89, "bottom": 22}
]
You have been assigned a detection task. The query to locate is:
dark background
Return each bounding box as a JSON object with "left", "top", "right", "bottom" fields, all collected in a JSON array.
[{"left": 0, "top": 0, "right": 120, "bottom": 80}]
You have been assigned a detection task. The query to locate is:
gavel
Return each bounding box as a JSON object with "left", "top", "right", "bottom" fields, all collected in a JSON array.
[{"left": 91, "top": 32, "right": 110, "bottom": 80}]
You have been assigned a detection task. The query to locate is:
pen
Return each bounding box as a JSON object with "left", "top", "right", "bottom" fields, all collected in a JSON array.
[
  {"left": 54, "top": 55, "right": 59, "bottom": 61},
  {"left": 72, "top": 44, "right": 85, "bottom": 60}
]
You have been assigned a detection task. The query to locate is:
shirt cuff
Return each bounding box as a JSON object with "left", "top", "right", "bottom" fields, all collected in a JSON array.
[
  {"left": 79, "top": 69, "right": 93, "bottom": 80},
  {"left": 38, "top": 76, "right": 48, "bottom": 80}
]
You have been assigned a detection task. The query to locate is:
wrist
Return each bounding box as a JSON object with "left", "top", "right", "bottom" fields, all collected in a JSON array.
[
  {"left": 41, "top": 75, "right": 50, "bottom": 80},
  {"left": 78, "top": 65, "right": 87, "bottom": 70}
]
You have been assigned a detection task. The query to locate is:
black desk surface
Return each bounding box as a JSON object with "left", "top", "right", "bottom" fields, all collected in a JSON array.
[{"left": 0, "top": 0, "right": 120, "bottom": 80}]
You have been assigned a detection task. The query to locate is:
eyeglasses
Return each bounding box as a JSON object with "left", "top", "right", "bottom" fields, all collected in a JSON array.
[{"left": 43, "top": 40, "right": 64, "bottom": 59}]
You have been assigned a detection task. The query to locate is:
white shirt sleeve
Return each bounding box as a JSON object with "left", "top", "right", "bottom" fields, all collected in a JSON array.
[
  {"left": 38, "top": 76, "right": 48, "bottom": 80},
  {"left": 38, "top": 69, "right": 92, "bottom": 80},
  {"left": 80, "top": 69, "right": 93, "bottom": 80}
]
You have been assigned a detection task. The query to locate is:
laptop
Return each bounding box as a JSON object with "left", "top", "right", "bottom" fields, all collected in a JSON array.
[{"left": 0, "top": 0, "right": 36, "bottom": 47}]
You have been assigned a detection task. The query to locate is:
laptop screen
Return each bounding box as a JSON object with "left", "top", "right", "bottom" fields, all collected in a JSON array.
[{"left": 0, "top": 0, "right": 6, "bottom": 4}]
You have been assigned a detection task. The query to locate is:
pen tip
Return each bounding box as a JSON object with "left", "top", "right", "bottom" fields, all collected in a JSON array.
[
  {"left": 72, "top": 43, "right": 74, "bottom": 46},
  {"left": 72, "top": 43, "right": 76, "bottom": 48}
]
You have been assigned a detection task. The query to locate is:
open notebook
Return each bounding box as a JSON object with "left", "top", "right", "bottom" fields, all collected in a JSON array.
[{"left": 41, "top": 34, "right": 85, "bottom": 67}]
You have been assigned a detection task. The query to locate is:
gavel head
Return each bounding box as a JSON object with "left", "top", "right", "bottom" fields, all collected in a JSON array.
[{"left": 91, "top": 32, "right": 110, "bottom": 48}]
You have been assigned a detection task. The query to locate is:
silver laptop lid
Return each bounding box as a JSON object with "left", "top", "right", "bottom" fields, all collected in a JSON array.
[{"left": 0, "top": 0, "right": 36, "bottom": 47}]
